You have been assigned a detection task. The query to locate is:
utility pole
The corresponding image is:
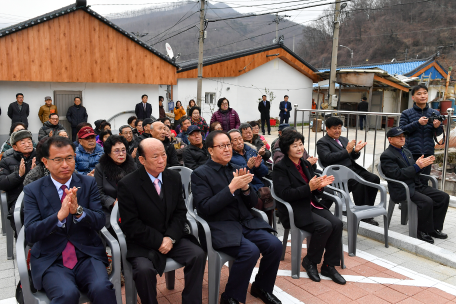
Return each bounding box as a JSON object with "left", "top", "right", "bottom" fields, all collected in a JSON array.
[
  {"left": 196, "top": 0, "right": 206, "bottom": 107},
  {"left": 328, "top": 0, "right": 342, "bottom": 108},
  {"left": 270, "top": 13, "right": 290, "bottom": 43}
]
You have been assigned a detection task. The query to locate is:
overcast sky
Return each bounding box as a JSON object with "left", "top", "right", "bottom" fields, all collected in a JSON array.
[{"left": 0, "top": 0, "right": 331, "bottom": 29}]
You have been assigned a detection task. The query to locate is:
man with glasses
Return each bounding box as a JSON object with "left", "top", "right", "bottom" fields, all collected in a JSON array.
[
  {"left": 23, "top": 136, "right": 117, "bottom": 304},
  {"left": 38, "top": 113, "right": 66, "bottom": 140},
  {"left": 75, "top": 127, "right": 104, "bottom": 176},
  {"left": 191, "top": 131, "right": 282, "bottom": 304},
  {"left": 0, "top": 129, "right": 36, "bottom": 234},
  {"left": 381, "top": 127, "right": 449, "bottom": 244},
  {"left": 119, "top": 125, "right": 138, "bottom": 158}
]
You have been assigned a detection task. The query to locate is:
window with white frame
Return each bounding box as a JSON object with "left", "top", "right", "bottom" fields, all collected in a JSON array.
[{"left": 205, "top": 92, "right": 216, "bottom": 104}]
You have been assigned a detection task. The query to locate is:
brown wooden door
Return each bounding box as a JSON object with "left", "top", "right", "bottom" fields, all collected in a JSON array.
[{"left": 53, "top": 91, "right": 82, "bottom": 133}]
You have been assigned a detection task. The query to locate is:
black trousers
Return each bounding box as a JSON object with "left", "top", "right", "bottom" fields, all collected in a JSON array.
[
  {"left": 359, "top": 115, "right": 367, "bottom": 130},
  {"left": 299, "top": 208, "right": 342, "bottom": 266},
  {"left": 261, "top": 117, "right": 271, "bottom": 134},
  {"left": 217, "top": 227, "right": 282, "bottom": 303},
  {"left": 412, "top": 154, "right": 432, "bottom": 185},
  {"left": 41, "top": 256, "right": 116, "bottom": 304},
  {"left": 129, "top": 238, "right": 206, "bottom": 304},
  {"left": 349, "top": 168, "right": 380, "bottom": 207},
  {"left": 411, "top": 185, "right": 449, "bottom": 233},
  {"left": 280, "top": 116, "right": 289, "bottom": 124},
  {"left": 71, "top": 127, "right": 78, "bottom": 142}
]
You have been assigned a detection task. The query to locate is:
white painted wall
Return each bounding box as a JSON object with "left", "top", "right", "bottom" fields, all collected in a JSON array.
[
  {"left": 0, "top": 81, "right": 159, "bottom": 142},
  {"left": 175, "top": 58, "right": 314, "bottom": 124}
]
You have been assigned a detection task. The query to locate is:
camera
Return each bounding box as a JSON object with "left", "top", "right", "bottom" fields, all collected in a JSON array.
[{"left": 428, "top": 112, "right": 446, "bottom": 123}]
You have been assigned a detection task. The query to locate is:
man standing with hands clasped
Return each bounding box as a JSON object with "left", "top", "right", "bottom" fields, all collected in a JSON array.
[{"left": 258, "top": 95, "right": 271, "bottom": 135}]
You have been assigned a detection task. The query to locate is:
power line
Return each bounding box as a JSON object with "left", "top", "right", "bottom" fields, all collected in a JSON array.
[
  {"left": 209, "top": 0, "right": 325, "bottom": 9},
  {"left": 203, "top": 77, "right": 315, "bottom": 91},
  {"left": 152, "top": 24, "right": 197, "bottom": 46}
]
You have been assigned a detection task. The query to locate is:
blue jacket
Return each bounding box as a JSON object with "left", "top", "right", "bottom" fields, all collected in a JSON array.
[
  {"left": 399, "top": 103, "right": 444, "bottom": 155},
  {"left": 24, "top": 173, "right": 107, "bottom": 290},
  {"left": 230, "top": 144, "right": 268, "bottom": 192},
  {"left": 177, "top": 131, "right": 189, "bottom": 145},
  {"left": 279, "top": 101, "right": 292, "bottom": 118},
  {"left": 75, "top": 144, "right": 104, "bottom": 175}
]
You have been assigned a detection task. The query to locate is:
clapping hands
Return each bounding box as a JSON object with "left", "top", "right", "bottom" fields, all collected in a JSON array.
[
  {"left": 57, "top": 187, "right": 79, "bottom": 221},
  {"left": 415, "top": 155, "right": 435, "bottom": 169},
  {"left": 229, "top": 168, "right": 254, "bottom": 194},
  {"left": 308, "top": 175, "right": 335, "bottom": 192}
]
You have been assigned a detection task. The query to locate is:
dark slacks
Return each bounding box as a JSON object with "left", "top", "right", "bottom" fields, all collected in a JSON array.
[
  {"left": 349, "top": 168, "right": 380, "bottom": 207},
  {"left": 129, "top": 238, "right": 206, "bottom": 304},
  {"left": 412, "top": 154, "right": 432, "bottom": 185},
  {"left": 41, "top": 256, "right": 116, "bottom": 304},
  {"left": 299, "top": 208, "right": 343, "bottom": 266},
  {"left": 261, "top": 117, "right": 271, "bottom": 134},
  {"left": 217, "top": 227, "right": 282, "bottom": 303},
  {"left": 411, "top": 185, "right": 449, "bottom": 233},
  {"left": 280, "top": 116, "right": 289, "bottom": 124},
  {"left": 359, "top": 115, "right": 367, "bottom": 130},
  {"left": 71, "top": 127, "right": 78, "bottom": 142}
]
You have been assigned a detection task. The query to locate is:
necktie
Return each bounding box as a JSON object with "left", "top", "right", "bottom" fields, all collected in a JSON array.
[
  {"left": 154, "top": 179, "right": 161, "bottom": 196},
  {"left": 144, "top": 103, "right": 146, "bottom": 111},
  {"left": 336, "top": 139, "right": 343, "bottom": 147},
  {"left": 60, "top": 185, "right": 78, "bottom": 269}
]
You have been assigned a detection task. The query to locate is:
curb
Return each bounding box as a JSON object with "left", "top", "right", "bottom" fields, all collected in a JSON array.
[{"left": 343, "top": 219, "right": 456, "bottom": 269}]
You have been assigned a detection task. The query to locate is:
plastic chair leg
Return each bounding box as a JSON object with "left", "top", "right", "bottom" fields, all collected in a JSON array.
[
  {"left": 207, "top": 257, "right": 223, "bottom": 304},
  {"left": 281, "top": 229, "right": 289, "bottom": 261},
  {"left": 272, "top": 211, "right": 277, "bottom": 236},
  {"left": 290, "top": 229, "right": 305, "bottom": 279},
  {"left": 165, "top": 270, "right": 175, "bottom": 290},
  {"left": 6, "top": 221, "right": 13, "bottom": 260},
  {"left": 383, "top": 215, "right": 389, "bottom": 248},
  {"left": 408, "top": 202, "right": 418, "bottom": 239},
  {"left": 387, "top": 199, "right": 395, "bottom": 228},
  {"left": 401, "top": 201, "right": 408, "bottom": 225},
  {"left": 347, "top": 215, "right": 358, "bottom": 257},
  {"left": 124, "top": 265, "right": 137, "bottom": 304}
]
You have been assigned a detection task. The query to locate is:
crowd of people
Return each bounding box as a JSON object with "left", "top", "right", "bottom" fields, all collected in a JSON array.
[{"left": 0, "top": 84, "right": 450, "bottom": 304}]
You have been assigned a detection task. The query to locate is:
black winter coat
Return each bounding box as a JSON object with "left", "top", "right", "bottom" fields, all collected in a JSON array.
[
  {"left": 183, "top": 143, "right": 209, "bottom": 170},
  {"left": 134, "top": 134, "right": 179, "bottom": 167},
  {"left": 38, "top": 121, "right": 66, "bottom": 141},
  {"left": 66, "top": 104, "right": 88, "bottom": 127},
  {"left": 7, "top": 102, "right": 29, "bottom": 127}
]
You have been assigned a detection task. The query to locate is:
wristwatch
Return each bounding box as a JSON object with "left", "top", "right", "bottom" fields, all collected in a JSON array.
[
  {"left": 167, "top": 237, "right": 176, "bottom": 244},
  {"left": 75, "top": 205, "right": 84, "bottom": 216}
]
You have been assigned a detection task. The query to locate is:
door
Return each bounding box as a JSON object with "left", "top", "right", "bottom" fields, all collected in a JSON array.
[
  {"left": 369, "top": 91, "right": 383, "bottom": 129},
  {"left": 54, "top": 91, "right": 82, "bottom": 134}
]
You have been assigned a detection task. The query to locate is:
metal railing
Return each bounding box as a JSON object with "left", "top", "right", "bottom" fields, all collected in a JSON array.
[{"left": 293, "top": 105, "right": 453, "bottom": 191}]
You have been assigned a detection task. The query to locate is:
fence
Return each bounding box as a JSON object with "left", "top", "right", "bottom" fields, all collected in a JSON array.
[{"left": 292, "top": 105, "right": 454, "bottom": 191}]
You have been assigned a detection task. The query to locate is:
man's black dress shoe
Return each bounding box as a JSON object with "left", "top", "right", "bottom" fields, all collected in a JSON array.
[
  {"left": 430, "top": 230, "right": 448, "bottom": 239},
  {"left": 268, "top": 133, "right": 271, "bottom": 135},
  {"left": 302, "top": 256, "right": 320, "bottom": 282},
  {"left": 251, "top": 283, "right": 282, "bottom": 304},
  {"left": 361, "top": 218, "right": 379, "bottom": 226},
  {"left": 321, "top": 264, "right": 346, "bottom": 285},
  {"left": 220, "top": 293, "right": 239, "bottom": 304},
  {"left": 418, "top": 231, "right": 434, "bottom": 244}
]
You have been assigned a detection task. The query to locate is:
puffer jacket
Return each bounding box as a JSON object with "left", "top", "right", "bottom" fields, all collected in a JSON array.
[
  {"left": 230, "top": 144, "right": 268, "bottom": 192},
  {"left": 210, "top": 108, "right": 241, "bottom": 132},
  {"left": 75, "top": 144, "right": 104, "bottom": 175},
  {"left": 38, "top": 121, "right": 66, "bottom": 141},
  {"left": 399, "top": 103, "right": 444, "bottom": 155}
]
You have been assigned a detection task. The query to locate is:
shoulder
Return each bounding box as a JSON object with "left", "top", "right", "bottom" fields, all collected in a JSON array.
[{"left": 164, "top": 169, "right": 180, "bottom": 181}]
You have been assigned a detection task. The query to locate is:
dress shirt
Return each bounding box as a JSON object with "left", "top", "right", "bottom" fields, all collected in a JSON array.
[
  {"left": 294, "top": 160, "right": 323, "bottom": 210},
  {"left": 147, "top": 171, "right": 163, "bottom": 193},
  {"left": 51, "top": 175, "right": 86, "bottom": 226}
]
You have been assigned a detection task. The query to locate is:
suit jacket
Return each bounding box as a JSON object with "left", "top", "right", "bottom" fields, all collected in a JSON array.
[
  {"left": 273, "top": 155, "right": 327, "bottom": 229},
  {"left": 7, "top": 101, "right": 29, "bottom": 126},
  {"left": 117, "top": 167, "right": 189, "bottom": 275},
  {"left": 317, "top": 134, "right": 362, "bottom": 170},
  {"left": 258, "top": 100, "right": 270, "bottom": 119},
  {"left": 135, "top": 102, "right": 152, "bottom": 120},
  {"left": 279, "top": 101, "right": 292, "bottom": 118},
  {"left": 191, "top": 159, "right": 274, "bottom": 249},
  {"left": 23, "top": 173, "right": 107, "bottom": 290},
  {"left": 380, "top": 145, "right": 422, "bottom": 201}
]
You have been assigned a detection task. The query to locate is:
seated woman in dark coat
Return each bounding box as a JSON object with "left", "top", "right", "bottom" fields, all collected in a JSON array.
[
  {"left": 95, "top": 135, "right": 137, "bottom": 228},
  {"left": 272, "top": 131, "right": 346, "bottom": 285}
]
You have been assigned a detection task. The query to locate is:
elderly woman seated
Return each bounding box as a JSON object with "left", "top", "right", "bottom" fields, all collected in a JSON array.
[{"left": 273, "top": 131, "right": 346, "bottom": 285}]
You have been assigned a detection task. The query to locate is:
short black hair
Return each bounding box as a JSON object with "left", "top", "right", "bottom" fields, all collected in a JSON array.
[
  {"left": 161, "top": 117, "right": 171, "bottom": 124},
  {"left": 411, "top": 84, "right": 428, "bottom": 96},
  {"left": 41, "top": 136, "right": 75, "bottom": 159},
  {"left": 141, "top": 94, "right": 148, "bottom": 99},
  {"left": 100, "top": 121, "right": 111, "bottom": 130},
  {"left": 217, "top": 97, "right": 229, "bottom": 108},
  {"left": 284, "top": 95, "right": 289, "bottom": 98},
  {"left": 76, "top": 122, "right": 92, "bottom": 132},
  {"left": 248, "top": 121, "right": 259, "bottom": 128},
  {"left": 35, "top": 137, "right": 51, "bottom": 164},
  {"left": 135, "top": 119, "right": 143, "bottom": 127},
  {"left": 206, "top": 130, "right": 228, "bottom": 148},
  {"left": 176, "top": 100, "right": 182, "bottom": 107},
  {"left": 103, "top": 134, "right": 128, "bottom": 155},
  {"left": 282, "top": 127, "right": 297, "bottom": 136},
  {"left": 262, "top": 95, "right": 266, "bottom": 97},
  {"left": 127, "top": 116, "right": 137, "bottom": 125},
  {"left": 188, "top": 106, "right": 201, "bottom": 117},
  {"left": 9, "top": 122, "right": 27, "bottom": 135},
  {"left": 159, "top": 96, "right": 164, "bottom": 101},
  {"left": 279, "top": 131, "right": 305, "bottom": 156},
  {"left": 16, "top": 93, "right": 23, "bottom": 98},
  {"left": 74, "top": 96, "right": 81, "bottom": 101},
  {"left": 99, "top": 129, "right": 112, "bottom": 141},
  {"left": 239, "top": 123, "right": 252, "bottom": 133},
  {"left": 180, "top": 117, "right": 191, "bottom": 127},
  {"left": 325, "top": 117, "right": 343, "bottom": 129},
  {"left": 49, "top": 113, "right": 59, "bottom": 119},
  {"left": 362, "top": 97, "right": 367, "bottom": 101}
]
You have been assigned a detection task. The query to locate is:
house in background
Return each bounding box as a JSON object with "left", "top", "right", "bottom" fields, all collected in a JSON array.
[
  {"left": 175, "top": 44, "right": 320, "bottom": 124},
  {"left": 0, "top": 0, "right": 177, "bottom": 142}
]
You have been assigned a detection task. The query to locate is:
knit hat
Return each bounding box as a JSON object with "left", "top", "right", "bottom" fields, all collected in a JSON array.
[{"left": 10, "top": 130, "right": 33, "bottom": 146}]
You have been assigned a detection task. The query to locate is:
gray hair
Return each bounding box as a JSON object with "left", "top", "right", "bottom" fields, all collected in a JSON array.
[
  {"left": 227, "top": 129, "right": 241, "bottom": 140},
  {"left": 56, "top": 129, "right": 68, "bottom": 136},
  {"left": 119, "top": 125, "right": 131, "bottom": 134}
]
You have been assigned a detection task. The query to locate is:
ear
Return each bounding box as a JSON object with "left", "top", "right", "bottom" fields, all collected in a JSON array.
[
  {"left": 12, "top": 145, "right": 18, "bottom": 152},
  {"left": 139, "top": 155, "right": 146, "bottom": 166},
  {"left": 42, "top": 157, "right": 49, "bottom": 169}
]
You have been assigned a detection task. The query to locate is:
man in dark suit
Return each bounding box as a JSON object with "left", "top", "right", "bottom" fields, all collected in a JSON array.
[
  {"left": 23, "top": 136, "right": 116, "bottom": 304},
  {"left": 279, "top": 95, "right": 292, "bottom": 124},
  {"left": 380, "top": 127, "right": 449, "bottom": 244},
  {"left": 258, "top": 95, "right": 271, "bottom": 135},
  {"left": 192, "top": 131, "right": 282, "bottom": 304},
  {"left": 118, "top": 138, "right": 206, "bottom": 304},
  {"left": 7, "top": 93, "right": 30, "bottom": 127},
  {"left": 357, "top": 97, "right": 369, "bottom": 131},
  {"left": 317, "top": 117, "right": 380, "bottom": 226},
  {"left": 135, "top": 94, "right": 152, "bottom": 120}
]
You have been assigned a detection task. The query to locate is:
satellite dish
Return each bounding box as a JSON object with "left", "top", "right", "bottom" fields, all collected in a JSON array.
[
  {"left": 272, "top": 39, "right": 277, "bottom": 44},
  {"left": 165, "top": 43, "right": 174, "bottom": 59}
]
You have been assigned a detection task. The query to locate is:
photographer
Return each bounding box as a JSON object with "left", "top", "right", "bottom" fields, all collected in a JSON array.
[{"left": 399, "top": 84, "right": 444, "bottom": 177}]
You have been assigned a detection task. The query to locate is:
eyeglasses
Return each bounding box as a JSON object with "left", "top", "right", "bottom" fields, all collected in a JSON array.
[
  {"left": 212, "top": 143, "right": 232, "bottom": 150},
  {"left": 112, "top": 149, "right": 127, "bottom": 154},
  {"left": 47, "top": 155, "right": 75, "bottom": 164}
]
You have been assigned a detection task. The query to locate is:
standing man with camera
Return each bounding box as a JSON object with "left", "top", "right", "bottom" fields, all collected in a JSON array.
[{"left": 399, "top": 84, "right": 444, "bottom": 178}]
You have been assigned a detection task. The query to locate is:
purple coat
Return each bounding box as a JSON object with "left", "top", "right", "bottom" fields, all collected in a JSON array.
[{"left": 210, "top": 108, "right": 241, "bottom": 132}]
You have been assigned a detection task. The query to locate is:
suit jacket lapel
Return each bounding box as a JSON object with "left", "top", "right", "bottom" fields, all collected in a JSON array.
[
  {"left": 139, "top": 167, "right": 165, "bottom": 216},
  {"left": 42, "top": 176, "right": 62, "bottom": 213},
  {"left": 327, "top": 134, "right": 344, "bottom": 150},
  {"left": 162, "top": 170, "right": 174, "bottom": 225},
  {"left": 389, "top": 146, "right": 409, "bottom": 167}
]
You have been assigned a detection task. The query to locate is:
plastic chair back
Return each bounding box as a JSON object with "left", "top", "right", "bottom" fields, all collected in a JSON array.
[{"left": 168, "top": 166, "right": 193, "bottom": 201}]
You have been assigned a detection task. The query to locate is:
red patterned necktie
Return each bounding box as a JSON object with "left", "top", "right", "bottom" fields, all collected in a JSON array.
[{"left": 60, "top": 185, "right": 78, "bottom": 269}]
